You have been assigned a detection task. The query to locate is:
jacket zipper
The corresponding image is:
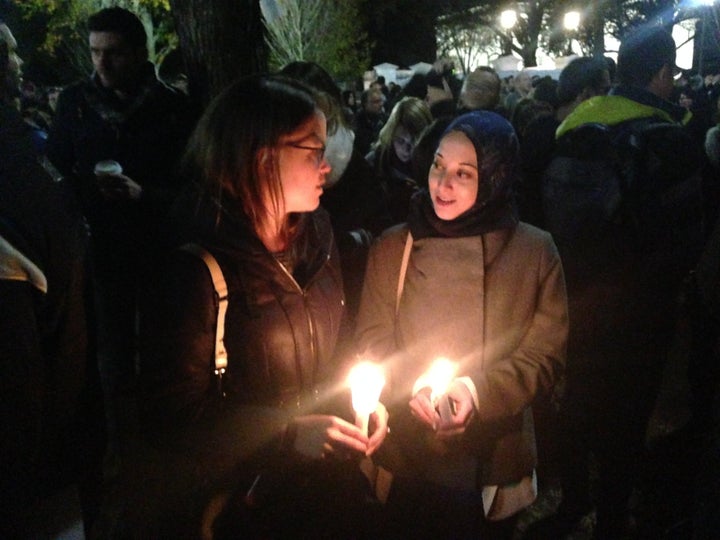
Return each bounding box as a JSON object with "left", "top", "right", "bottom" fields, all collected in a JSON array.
[{"left": 272, "top": 254, "right": 332, "bottom": 404}]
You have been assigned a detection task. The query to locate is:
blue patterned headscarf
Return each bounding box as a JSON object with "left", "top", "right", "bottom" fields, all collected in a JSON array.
[{"left": 409, "top": 110, "right": 519, "bottom": 239}]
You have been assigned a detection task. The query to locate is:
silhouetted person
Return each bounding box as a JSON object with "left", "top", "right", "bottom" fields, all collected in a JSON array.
[
  {"left": 518, "top": 56, "right": 611, "bottom": 227},
  {"left": 0, "top": 22, "right": 105, "bottom": 538},
  {"left": 46, "top": 7, "right": 196, "bottom": 466},
  {"left": 527, "top": 26, "right": 705, "bottom": 539},
  {"left": 457, "top": 66, "right": 502, "bottom": 114}
]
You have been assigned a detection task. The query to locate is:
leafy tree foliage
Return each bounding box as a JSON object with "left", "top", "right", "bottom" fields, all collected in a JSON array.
[
  {"left": 433, "top": 0, "right": 685, "bottom": 69},
  {"left": 15, "top": 0, "right": 175, "bottom": 83},
  {"left": 11, "top": 0, "right": 694, "bottom": 102},
  {"left": 260, "top": 0, "right": 370, "bottom": 82},
  {"left": 436, "top": 9, "right": 496, "bottom": 75},
  {"left": 569, "top": 0, "right": 679, "bottom": 57}
]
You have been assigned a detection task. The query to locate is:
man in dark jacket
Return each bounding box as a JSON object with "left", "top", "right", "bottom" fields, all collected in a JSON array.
[
  {"left": 527, "top": 26, "right": 705, "bottom": 539},
  {"left": 518, "top": 56, "right": 611, "bottom": 227},
  {"left": 0, "top": 22, "right": 105, "bottom": 537},
  {"left": 46, "top": 7, "right": 196, "bottom": 465},
  {"left": 354, "top": 87, "right": 387, "bottom": 156}
]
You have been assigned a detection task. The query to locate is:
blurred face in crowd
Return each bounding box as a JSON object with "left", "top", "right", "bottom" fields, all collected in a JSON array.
[
  {"left": 426, "top": 77, "right": 453, "bottom": 108},
  {"left": 365, "top": 90, "right": 384, "bottom": 115},
  {"left": 6, "top": 50, "right": 22, "bottom": 87},
  {"left": 459, "top": 70, "right": 501, "bottom": 110},
  {"left": 89, "top": 31, "right": 145, "bottom": 92},
  {"left": 679, "top": 92, "right": 693, "bottom": 110},
  {"left": 47, "top": 86, "right": 62, "bottom": 111},
  {"left": 428, "top": 131, "right": 479, "bottom": 221},
  {"left": 514, "top": 71, "right": 533, "bottom": 95},
  {"left": 392, "top": 126, "right": 414, "bottom": 163}
]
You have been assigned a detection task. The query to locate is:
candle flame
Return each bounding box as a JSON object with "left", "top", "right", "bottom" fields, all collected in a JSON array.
[
  {"left": 428, "top": 357, "right": 456, "bottom": 403},
  {"left": 348, "top": 362, "right": 385, "bottom": 415}
]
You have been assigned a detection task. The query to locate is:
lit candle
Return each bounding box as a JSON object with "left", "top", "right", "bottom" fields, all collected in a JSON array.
[
  {"left": 348, "top": 362, "right": 385, "bottom": 436},
  {"left": 427, "top": 357, "right": 456, "bottom": 406}
]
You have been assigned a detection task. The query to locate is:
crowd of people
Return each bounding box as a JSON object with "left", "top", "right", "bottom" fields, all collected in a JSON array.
[{"left": 2, "top": 6, "right": 719, "bottom": 539}]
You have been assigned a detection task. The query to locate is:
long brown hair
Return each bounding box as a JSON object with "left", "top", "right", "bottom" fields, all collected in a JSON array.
[{"left": 183, "top": 74, "right": 318, "bottom": 245}]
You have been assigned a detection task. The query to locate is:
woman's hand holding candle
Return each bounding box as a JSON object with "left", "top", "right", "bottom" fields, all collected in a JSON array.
[
  {"left": 427, "top": 357, "right": 455, "bottom": 405},
  {"left": 349, "top": 362, "right": 385, "bottom": 434},
  {"left": 348, "top": 362, "right": 388, "bottom": 456},
  {"left": 366, "top": 402, "right": 389, "bottom": 456},
  {"left": 410, "top": 357, "right": 457, "bottom": 430},
  {"left": 409, "top": 387, "right": 438, "bottom": 429},
  {"left": 435, "top": 380, "right": 474, "bottom": 438}
]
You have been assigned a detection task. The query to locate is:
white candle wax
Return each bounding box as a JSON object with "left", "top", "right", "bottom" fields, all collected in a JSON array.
[{"left": 348, "top": 362, "right": 385, "bottom": 436}]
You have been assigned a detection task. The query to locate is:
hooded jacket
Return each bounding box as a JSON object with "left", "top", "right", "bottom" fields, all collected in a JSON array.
[
  {"left": 544, "top": 83, "right": 705, "bottom": 358},
  {"left": 555, "top": 84, "right": 692, "bottom": 139}
]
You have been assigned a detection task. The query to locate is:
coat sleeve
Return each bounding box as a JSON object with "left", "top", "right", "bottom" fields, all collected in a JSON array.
[{"left": 472, "top": 233, "right": 569, "bottom": 422}]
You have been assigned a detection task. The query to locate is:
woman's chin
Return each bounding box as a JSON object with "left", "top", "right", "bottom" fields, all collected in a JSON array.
[{"left": 433, "top": 203, "right": 461, "bottom": 221}]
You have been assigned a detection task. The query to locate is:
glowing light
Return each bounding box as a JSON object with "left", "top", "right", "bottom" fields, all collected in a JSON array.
[
  {"left": 348, "top": 362, "right": 385, "bottom": 435},
  {"left": 564, "top": 11, "right": 581, "bottom": 31},
  {"left": 427, "top": 357, "right": 456, "bottom": 404},
  {"left": 500, "top": 10, "right": 517, "bottom": 30}
]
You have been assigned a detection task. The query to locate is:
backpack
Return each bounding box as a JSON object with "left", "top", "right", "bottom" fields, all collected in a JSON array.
[{"left": 542, "top": 119, "right": 704, "bottom": 254}]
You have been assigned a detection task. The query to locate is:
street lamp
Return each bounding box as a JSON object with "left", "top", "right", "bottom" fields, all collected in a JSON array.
[
  {"left": 501, "top": 9, "right": 518, "bottom": 30},
  {"left": 500, "top": 10, "right": 517, "bottom": 56},
  {"left": 564, "top": 11, "right": 581, "bottom": 56}
]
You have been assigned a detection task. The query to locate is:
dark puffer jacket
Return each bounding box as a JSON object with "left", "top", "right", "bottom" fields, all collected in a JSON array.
[
  {"left": 129, "top": 196, "right": 360, "bottom": 536},
  {"left": 141, "top": 195, "right": 347, "bottom": 456}
]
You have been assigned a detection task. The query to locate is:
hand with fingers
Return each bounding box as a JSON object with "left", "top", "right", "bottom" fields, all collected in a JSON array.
[
  {"left": 409, "top": 381, "right": 474, "bottom": 437},
  {"left": 365, "top": 402, "right": 389, "bottom": 457},
  {"left": 291, "top": 414, "right": 370, "bottom": 460},
  {"left": 435, "top": 380, "right": 474, "bottom": 438},
  {"left": 408, "top": 386, "right": 439, "bottom": 430}
]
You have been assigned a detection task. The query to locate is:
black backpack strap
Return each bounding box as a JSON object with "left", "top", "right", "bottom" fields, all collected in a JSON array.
[{"left": 180, "top": 243, "right": 229, "bottom": 396}]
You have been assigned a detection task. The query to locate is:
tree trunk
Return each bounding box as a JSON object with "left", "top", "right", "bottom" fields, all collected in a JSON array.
[
  {"left": 368, "top": 0, "right": 439, "bottom": 67},
  {"left": 591, "top": 0, "right": 606, "bottom": 59},
  {"left": 169, "top": 0, "right": 268, "bottom": 107},
  {"left": 519, "top": 0, "right": 543, "bottom": 68}
]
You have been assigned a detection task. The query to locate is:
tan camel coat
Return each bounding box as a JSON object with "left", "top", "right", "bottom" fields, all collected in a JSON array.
[{"left": 356, "top": 221, "right": 568, "bottom": 487}]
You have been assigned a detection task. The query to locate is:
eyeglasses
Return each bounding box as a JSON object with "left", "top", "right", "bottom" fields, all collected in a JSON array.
[{"left": 285, "top": 142, "right": 326, "bottom": 168}]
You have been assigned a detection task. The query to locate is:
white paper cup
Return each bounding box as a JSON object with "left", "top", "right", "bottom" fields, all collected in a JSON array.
[{"left": 94, "top": 160, "right": 123, "bottom": 176}]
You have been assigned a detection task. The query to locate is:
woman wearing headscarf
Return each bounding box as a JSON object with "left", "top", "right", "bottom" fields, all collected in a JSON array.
[{"left": 355, "top": 111, "right": 568, "bottom": 538}]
